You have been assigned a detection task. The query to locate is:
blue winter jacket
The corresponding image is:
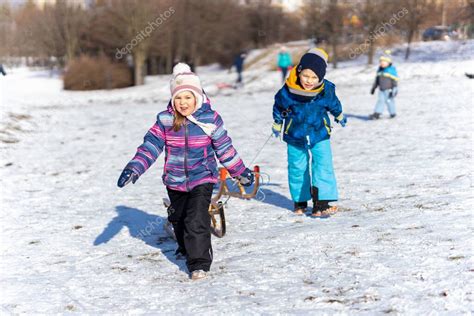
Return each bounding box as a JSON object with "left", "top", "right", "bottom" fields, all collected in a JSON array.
[{"left": 273, "top": 79, "right": 343, "bottom": 149}]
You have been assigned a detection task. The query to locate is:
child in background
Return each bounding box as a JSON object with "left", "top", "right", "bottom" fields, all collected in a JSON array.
[
  {"left": 277, "top": 46, "right": 292, "bottom": 83},
  {"left": 369, "top": 50, "right": 399, "bottom": 119},
  {"left": 117, "top": 63, "right": 254, "bottom": 280},
  {"left": 272, "top": 48, "right": 346, "bottom": 217}
]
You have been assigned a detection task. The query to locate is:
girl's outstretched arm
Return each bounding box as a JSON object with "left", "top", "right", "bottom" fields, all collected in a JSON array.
[
  {"left": 211, "top": 113, "right": 246, "bottom": 177},
  {"left": 125, "top": 116, "right": 166, "bottom": 177}
]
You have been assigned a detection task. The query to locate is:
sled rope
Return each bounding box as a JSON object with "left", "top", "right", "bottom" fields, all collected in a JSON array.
[{"left": 248, "top": 133, "right": 273, "bottom": 166}]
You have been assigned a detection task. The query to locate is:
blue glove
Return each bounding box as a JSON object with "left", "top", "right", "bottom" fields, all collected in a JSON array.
[
  {"left": 272, "top": 122, "right": 282, "bottom": 138},
  {"left": 335, "top": 114, "right": 347, "bottom": 127},
  {"left": 236, "top": 168, "right": 254, "bottom": 187},
  {"left": 117, "top": 169, "right": 139, "bottom": 188}
]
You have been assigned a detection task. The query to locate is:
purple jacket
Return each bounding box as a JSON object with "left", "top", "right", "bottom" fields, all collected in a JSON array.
[{"left": 126, "top": 100, "right": 246, "bottom": 192}]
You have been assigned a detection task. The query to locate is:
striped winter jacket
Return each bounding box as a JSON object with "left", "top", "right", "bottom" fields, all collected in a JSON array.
[{"left": 125, "top": 101, "right": 246, "bottom": 192}]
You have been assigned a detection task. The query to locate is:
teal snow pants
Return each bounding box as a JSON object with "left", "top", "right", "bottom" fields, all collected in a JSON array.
[{"left": 287, "top": 139, "right": 338, "bottom": 202}]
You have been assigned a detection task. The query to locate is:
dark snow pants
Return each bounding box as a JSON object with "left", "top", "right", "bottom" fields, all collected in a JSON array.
[{"left": 166, "top": 183, "right": 214, "bottom": 272}]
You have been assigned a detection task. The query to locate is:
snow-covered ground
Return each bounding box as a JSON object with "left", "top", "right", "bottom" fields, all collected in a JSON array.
[{"left": 0, "top": 40, "right": 473, "bottom": 314}]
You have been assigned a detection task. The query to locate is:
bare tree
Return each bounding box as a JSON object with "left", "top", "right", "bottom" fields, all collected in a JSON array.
[
  {"left": 325, "top": 0, "right": 345, "bottom": 68},
  {"left": 5, "top": 0, "right": 304, "bottom": 86},
  {"left": 399, "top": 0, "right": 435, "bottom": 60},
  {"left": 88, "top": 0, "right": 165, "bottom": 85},
  {"left": 357, "top": 0, "right": 392, "bottom": 65},
  {"left": 13, "top": 0, "right": 88, "bottom": 66},
  {"left": 0, "top": 3, "right": 15, "bottom": 58},
  {"left": 303, "top": 0, "right": 346, "bottom": 68}
]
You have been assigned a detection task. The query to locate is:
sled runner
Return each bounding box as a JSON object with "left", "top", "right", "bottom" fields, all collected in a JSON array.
[{"left": 163, "top": 165, "right": 261, "bottom": 239}]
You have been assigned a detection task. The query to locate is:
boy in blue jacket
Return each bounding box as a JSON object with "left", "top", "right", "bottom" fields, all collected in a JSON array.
[
  {"left": 369, "top": 50, "right": 399, "bottom": 119},
  {"left": 272, "top": 48, "right": 346, "bottom": 217}
]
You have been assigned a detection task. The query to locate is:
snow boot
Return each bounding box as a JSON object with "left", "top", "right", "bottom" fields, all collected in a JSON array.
[
  {"left": 311, "top": 186, "right": 332, "bottom": 218},
  {"left": 191, "top": 270, "right": 208, "bottom": 280},
  {"left": 369, "top": 112, "right": 381, "bottom": 120},
  {"left": 294, "top": 201, "right": 308, "bottom": 215},
  {"left": 312, "top": 201, "right": 332, "bottom": 218},
  {"left": 390, "top": 114, "right": 397, "bottom": 118}
]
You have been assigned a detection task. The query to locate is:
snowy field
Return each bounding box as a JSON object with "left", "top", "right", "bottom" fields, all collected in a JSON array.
[{"left": 0, "top": 40, "right": 473, "bottom": 314}]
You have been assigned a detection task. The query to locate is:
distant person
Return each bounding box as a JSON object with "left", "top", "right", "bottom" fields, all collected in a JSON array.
[
  {"left": 117, "top": 63, "right": 254, "bottom": 280},
  {"left": 0, "top": 64, "right": 6, "bottom": 76},
  {"left": 277, "top": 46, "right": 292, "bottom": 82},
  {"left": 272, "top": 48, "right": 347, "bottom": 217},
  {"left": 369, "top": 51, "right": 399, "bottom": 120},
  {"left": 233, "top": 51, "right": 246, "bottom": 86}
]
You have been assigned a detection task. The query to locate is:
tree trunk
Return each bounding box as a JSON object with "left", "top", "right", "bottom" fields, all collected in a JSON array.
[
  {"left": 133, "top": 49, "right": 146, "bottom": 86},
  {"left": 368, "top": 39, "right": 374, "bottom": 65},
  {"left": 331, "top": 35, "right": 338, "bottom": 69},
  {"left": 65, "top": 38, "right": 77, "bottom": 64},
  {"left": 166, "top": 42, "right": 173, "bottom": 73},
  {"left": 405, "top": 30, "right": 414, "bottom": 60}
]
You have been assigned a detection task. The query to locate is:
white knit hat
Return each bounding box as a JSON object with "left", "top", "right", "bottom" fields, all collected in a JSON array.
[{"left": 170, "top": 63, "right": 203, "bottom": 110}]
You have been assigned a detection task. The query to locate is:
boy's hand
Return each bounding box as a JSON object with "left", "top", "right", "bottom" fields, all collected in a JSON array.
[
  {"left": 335, "top": 114, "right": 347, "bottom": 127},
  {"left": 117, "top": 169, "right": 139, "bottom": 188},
  {"left": 370, "top": 87, "right": 376, "bottom": 95},
  {"left": 272, "top": 122, "right": 282, "bottom": 138},
  {"left": 235, "top": 168, "right": 254, "bottom": 187},
  {"left": 389, "top": 87, "right": 398, "bottom": 98}
]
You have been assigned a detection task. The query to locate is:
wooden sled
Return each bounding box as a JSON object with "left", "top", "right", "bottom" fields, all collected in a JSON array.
[
  {"left": 209, "top": 165, "right": 260, "bottom": 238},
  {"left": 163, "top": 165, "right": 261, "bottom": 240}
]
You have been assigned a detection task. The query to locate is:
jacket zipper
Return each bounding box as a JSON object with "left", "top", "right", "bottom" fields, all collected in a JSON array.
[
  {"left": 184, "top": 122, "right": 190, "bottom": 191},
  {"left": 285, "top": 118, "right": 293, "bottom": 134}
]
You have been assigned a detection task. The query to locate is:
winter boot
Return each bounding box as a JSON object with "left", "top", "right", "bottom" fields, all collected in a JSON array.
[
  {"left": 369, "top": 112, "right": 381, "bottom": 120},
  {"left": 294, "top": 201, "right": 308, "bottom": 215},
  {"left": 311, "top": 186, "right": 331, "bottom": 218},
  {"left": 390, "top": 113, "right": 396, "bottom": 118},
  {"left": 312, "top": 201, "right": 330, "bottom": 218},
  {"left": 191, "top": 270, "right": 208, "bottom": 280}
]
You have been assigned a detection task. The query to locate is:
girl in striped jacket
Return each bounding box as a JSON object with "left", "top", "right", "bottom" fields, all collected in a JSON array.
[{"left": 117, "top": 63, "right": 254, "bottom": 280}]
